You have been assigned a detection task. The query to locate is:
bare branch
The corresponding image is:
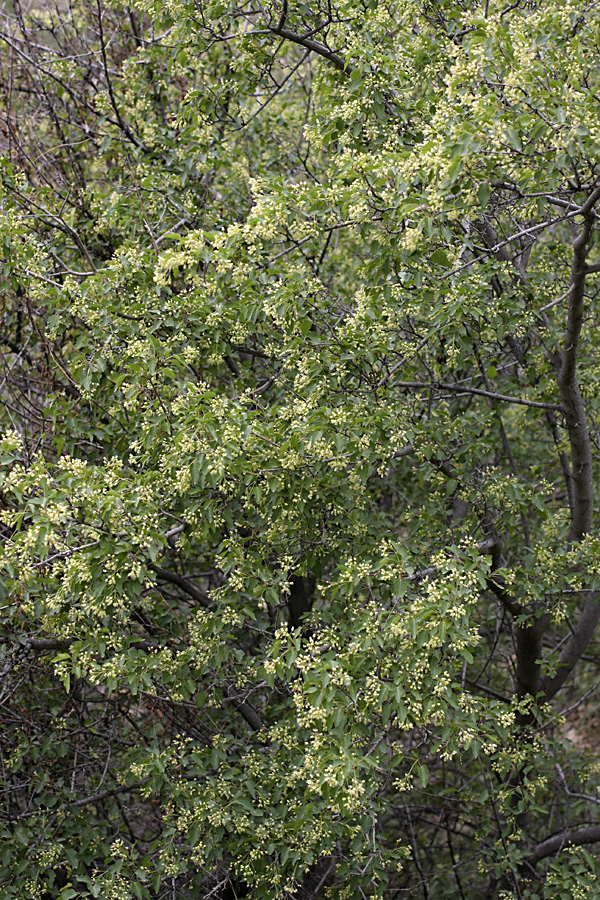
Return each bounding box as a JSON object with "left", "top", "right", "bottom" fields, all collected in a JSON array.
[
  {"left": 529, "top": 825, "right": 600, "bottom": 865},
  {"left": 394, "top": 381, "right": 560, "bottom": 411},
  {"left": 71, "top": 780, "right": 146, "bottom": 809},
  {"left": 0, "top": 636, "right": 72, "bottom": 651},
  {"left": 225, "top": 684, "right": 264, "bottom": 731},
  {"left": 267, "top": 9, "right": 351, "bottom": 73}
]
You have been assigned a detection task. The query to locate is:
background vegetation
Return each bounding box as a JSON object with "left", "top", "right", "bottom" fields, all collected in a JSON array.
[{"left": 2, "top": 0, "right": 600, "bottom": 897}]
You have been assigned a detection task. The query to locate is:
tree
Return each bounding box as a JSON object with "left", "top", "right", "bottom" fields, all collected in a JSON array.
[{"left": 2, "top": 0, "right": 600, "bottom": 896}]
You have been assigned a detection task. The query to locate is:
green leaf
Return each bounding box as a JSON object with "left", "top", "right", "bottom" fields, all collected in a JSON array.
[
  {"left": 431, "top": 248, "right": 451, "bottom": 268},
  {"left": 477, "top": 182, "right": 491, "bottom": 207}
]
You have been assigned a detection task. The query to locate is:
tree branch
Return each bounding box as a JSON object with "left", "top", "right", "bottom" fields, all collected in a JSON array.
[
  {"left": 225, "top": 685, "right": 264, "bottom": 731},
  {"left": 394, "top": 381, "right": 560, "bottom": 411},
  {"left": 407, "top": 537, "right": 497, "bottom": 584},
  {"left": 268, "top": 22, "right": 351, "bottom": 73},
  {"left": 71, "top": 780, "right": 146, "bottom": 809},
  {"left": 529, "top": 825, "right": 600, "bottom": 865},
  {"left": 0, "top": 636, "right": 72, "bottom": 651},
  {"left": 0, "top": 635, "right": 158, "bottom": 652},
  {"left": 441, "top": 209, "right": 585, "bottom": 280},
  {"left": 515, "top": 619, "right": 546, "bottom": 704},
  {"left": 19, "top": 780, "right": 149, "bottom": 819},
  {"left": 540, "top": 191, "right": 600, "bottom": 698},
  {"left": 151, "top": 567, "right": 211, "bottom": 608},
  {"left": 545, "top": 410, "right": 575, "bottom": 519},
  {"left": 543, "top": 591, "right": 600, "bottom": 700},
  {"left": 288, "top": 575, "right": 311, "bottom": 629},
  {"left": 556, "top": 186, "right": 600, "bottom": 541},
  {"left": 0, "top": 634, "right": 266, "bottom": 732}
]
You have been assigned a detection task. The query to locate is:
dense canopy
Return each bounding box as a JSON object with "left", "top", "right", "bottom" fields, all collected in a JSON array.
[{"left": 2, "top": 0, "right": 600, "bottom": 897}]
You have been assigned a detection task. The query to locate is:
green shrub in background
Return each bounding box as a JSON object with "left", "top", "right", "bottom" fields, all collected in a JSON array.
[{"left": 2, "top": 0, "right": 600, "bottom": 896}]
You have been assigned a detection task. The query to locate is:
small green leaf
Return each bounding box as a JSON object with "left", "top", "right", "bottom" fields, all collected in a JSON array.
[
  {"left": 478, "top": 182, "right": 491, "bottom": 207},
  {"left": 431, "top": 248, "right": 451, "bottom": 267}
]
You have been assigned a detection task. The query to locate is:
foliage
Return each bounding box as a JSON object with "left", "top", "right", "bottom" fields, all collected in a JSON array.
[{"left": 2, "top": 0, "right": 600, "bottom": 896}]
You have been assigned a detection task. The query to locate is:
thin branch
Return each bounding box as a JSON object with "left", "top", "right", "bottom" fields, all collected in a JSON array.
[
  {"left": 95, "top": 0, "right": 144, "bottom": 149},
  {"left": 406, "top": 537, "right": 496, "bottom": 584},
  {"left": 235, "top": 48, "right": 310, "bottom": 130},
  {"left": 393, "top": 381, "right": 560, "bottom": 411},
  {"left": 440, "top": 211, "right": 581, "bottom": 280},
  {"left": 555, "top": 762, "right": 600, "bottom": 810},
  {"left": 71, "top": 779, "right": 146, "bottom": 809}
]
